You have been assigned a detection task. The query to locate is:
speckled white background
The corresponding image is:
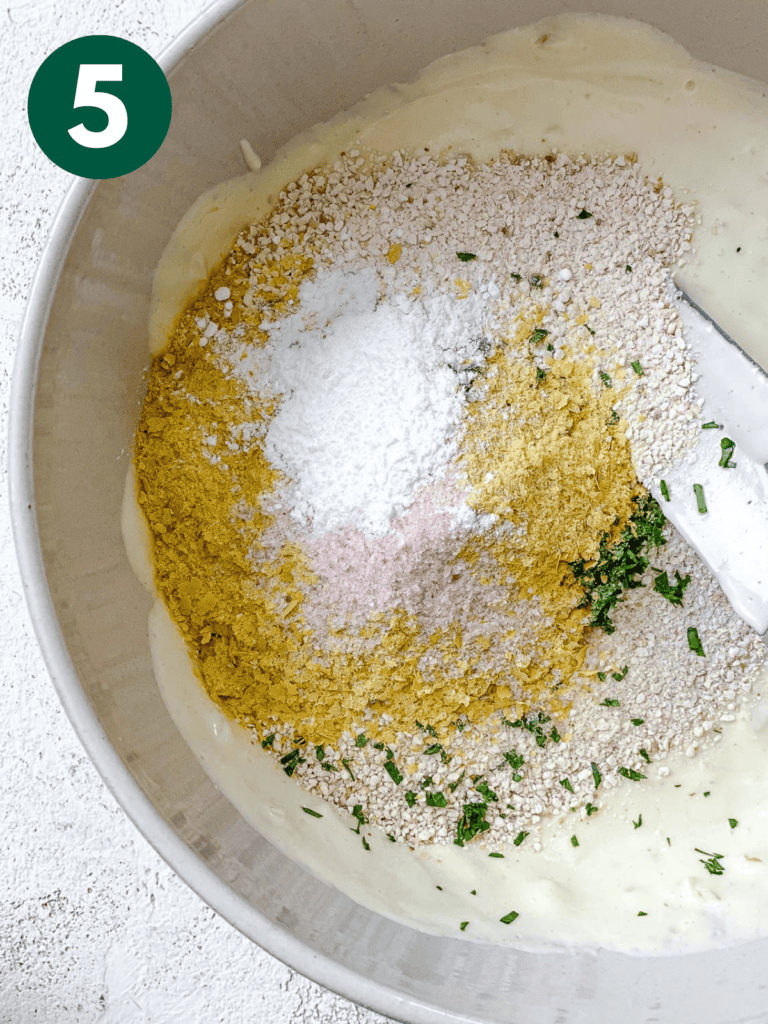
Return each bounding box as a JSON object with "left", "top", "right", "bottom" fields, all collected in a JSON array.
[{"left": 0, "top": 2, "right": 388, "bottom": 1021}]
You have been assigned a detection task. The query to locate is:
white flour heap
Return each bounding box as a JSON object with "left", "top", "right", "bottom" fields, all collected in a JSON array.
[{"left": 226, "top": 267, "right": 494, "bottom": 536}]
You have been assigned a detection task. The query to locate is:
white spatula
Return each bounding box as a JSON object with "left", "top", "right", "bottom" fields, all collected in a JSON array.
[{"left": 650, "top": 286, "right": 768, "bottom": 635}]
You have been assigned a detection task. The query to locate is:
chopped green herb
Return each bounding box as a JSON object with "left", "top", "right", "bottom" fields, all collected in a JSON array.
[
  {"left": 280, "top": 749, "right": 305, "bottom": 777},
  {"left": 592, "top": 763, "right": 602, "bottom": 789},
  {"left": 510, "top": 272, "right": 522, "bottom": 282},
  {"left": 586, "top": 802, "right": 598, "bottom": 817},
  {"left": 426, "top": 791, "right": 448, "bottom": 808},
  {"left": 361, "top": 836, "right": 370, "bottom": 851},
  {"left": 601, "top": 698, "right": 621, "bottom": 707},
  {"left": 599, "top": 371, "right": 612, "bottom": 388},
  {"left": 475, "top": 780, "right": 498, "bottom": 803},
  {"left": 489, "top": 852, "right": 505, "bottom": 859},
  {"left": 355, "top": 734, "right": 368, "bottom": 748},
  {"left": 633, "top": 813, "right": 643, "bottom": 829},
  {"left": 455, "top": 803, "right": 492, "bottom": 847},
  {"left": 639, "top": 749, "right": 651, "bottom": 764},
  {"left": 513, "top": 831, "right": 529, "bottom": 846},
  {"left": 500, "top": 910, "right": 520, "bottom": 924},
  {"left": 631, "top": 360, "right": 644, "bottom": 376},
  {"left": 702, "top": 420, "right": 722, "bottom": 429},
  {"left": 693, "top": 483, "right": 707, "bottom": 514},
  {"left": 729, "top": 818, "right": 738, "bottom": 829},
  {"left": 667, "top": 837, "right": 671, "bottom": 846},
  {"left": 570, "top": 495, "right": 667, "bottom": 634},
  {"left": 315, "top": 744, "right": 327, "bottom": 762},
  {"left": 597, "top": 671, "right": 607, "bottom": 682},
  {"left": 511, "top": 773, "right": 523, "bottom": 782},
  {"left": 704, "top": 791, "right": 711, "bottom": 797},
  {"left": 687, "top": 627, "right": 705, "bottom": 657},
  {"left": 460, "top": 921, "right": 469, "bottom": 931},
  {"left": 456, "top": 251, "right": 477, "bottom": 262},
  {"left": 638, "top": 911, "right": 648, "bottom": 917},
  {"left": 470, "top": 890, "right": 477, "bottom": 896},
  {"left": 261, "top": 732, "right": 275, "bottom": 749},
  {"left": 405, "top": 791, "right": 417, "bottom": 808},
  {"left": 660, "top": 479, "right": 670, "bottom": 502},
  {"left": 507, "top": 712, "right": 550, "bottom": 750},
  {"left": 448, "top": 770, "right": 466, "bottom": 794},
  {"left": 383, "top": 753, "right": 404, "bottom": 785},
  {"left": 719, "top": 437, "right": 737, "bottom": 468},
  {"left": 503, "top": 750, "right": 525, "bottom": 771},
  {"left": 626, "top": 264, "right": 633, "bottom": 273},
  {"left": 653, "top": 569, "right": 691, "bottom": 607},
  {"left": 576, "top": 209, "right": 593, "bottom": 219},
  {"left": 436, "top": 885, "right": 442, "bottom": 890},
  {"left": 614, "top": 665, "right": 629, "bottom": 681},
  {"left": 631, "top": 718, "right": 645, "bottom": 726},
  {"left": 536, "top": 367, "right": 548, "bottom": 382},
  {"left": 570, "top": 835, "right": 580, "bottom": 847},
  {"left": 619, "top": 767, "right": 647, "bottom": 781},
  {"left": 425, "top": 724, "right": 438, "bottom": 738},
  {"left": 351, "top": 805, "right": 368, "bottom": 834},
  {"left": 373, "top": 742, "right": 385, "bottom": 751},
  {"left": 584, "top": 324, "right": 596, "bottom": 335},
  {"left": 560, "top": 778, "right": 575, "bottom": 794},
  {"left": 456, "top": 720, "right": 466, "bottom": 732},
  {"left": 320, "top": 762, "right": 338, "bottom": 772},
  {"left": 550, "top": 726, "right": 561, "bottom": 743},
  {"left": 424, "top": 743, "right": 442, "bottom": 756},
  {"left": 341, "top": 758, "right": 355, "bottom": 780},
  {"left": 554, "top": 231, "right": 560, "bottom": 238},
  {"left": 420, "top": 776, "right": 434, "bottom": 790},
  {"left": 530, "top": 274, "right": 543, "bottom": 288},
  {"left": 528, "top": 328, "right": 550, "bottom": 344},
  {"left": 302, "top": 807, "right": 323, "bottom": 818},
  {"left": 607, "top": 408, "right": 620, "bottom": 425},
  {"left": 387, "top": 833, "right": 396, "bottom": 842},
  {"left": 696, "top": 848, "right": 724, "bottom": 875}
]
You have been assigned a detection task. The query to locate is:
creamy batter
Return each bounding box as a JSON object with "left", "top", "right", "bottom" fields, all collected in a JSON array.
[{"left": 128, "top": 14, "right": 768, "bottom": 952}]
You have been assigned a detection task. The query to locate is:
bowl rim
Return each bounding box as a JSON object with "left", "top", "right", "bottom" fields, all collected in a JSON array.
[{"left": 8, "top": 2, "right": 456, "bottom": 1020}]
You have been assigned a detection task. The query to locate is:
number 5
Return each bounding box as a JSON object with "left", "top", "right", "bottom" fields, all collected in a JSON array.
[{"left": 68, "top": 64, "right": 127, "bottom": 149}]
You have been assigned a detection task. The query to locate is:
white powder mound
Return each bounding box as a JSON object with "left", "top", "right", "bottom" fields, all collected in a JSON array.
[{"left": 244, "top": 267, "right": 492, "bottom": 536}]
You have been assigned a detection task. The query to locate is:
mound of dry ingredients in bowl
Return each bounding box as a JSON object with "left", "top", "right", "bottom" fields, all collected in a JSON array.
[{"left": 135, "top": 149, "right": 767, "bottom": 852}]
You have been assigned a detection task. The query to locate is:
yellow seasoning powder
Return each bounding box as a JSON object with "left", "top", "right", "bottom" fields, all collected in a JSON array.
[{"left": 458, "top": 318, "right": 641, "bottom": 707}]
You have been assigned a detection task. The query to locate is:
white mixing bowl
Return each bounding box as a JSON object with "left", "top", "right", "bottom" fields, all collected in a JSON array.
[{"left": 10, "top": 1, "right": 768, "bottom": 1020}]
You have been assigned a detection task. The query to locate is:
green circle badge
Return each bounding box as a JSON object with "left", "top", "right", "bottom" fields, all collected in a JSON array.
[{"left": 28, "top": 35, "right": 172, "bottom": 179}]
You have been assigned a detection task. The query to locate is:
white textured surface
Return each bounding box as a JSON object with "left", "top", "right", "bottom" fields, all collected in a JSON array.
[{"left": 0, "top": 3, "right": 387, "bottom": 1021}]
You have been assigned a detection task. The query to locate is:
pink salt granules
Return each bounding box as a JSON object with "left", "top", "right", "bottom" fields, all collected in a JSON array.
[{"left": 302, "top": 476, "right": 469, "bottom": 631}]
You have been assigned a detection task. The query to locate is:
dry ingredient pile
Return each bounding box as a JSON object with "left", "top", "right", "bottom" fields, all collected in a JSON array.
[{"left": 135, "top": 149, "right": 767, "bottom": 852}]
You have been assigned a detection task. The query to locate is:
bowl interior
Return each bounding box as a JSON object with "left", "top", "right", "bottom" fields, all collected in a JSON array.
[{"left": 15, "top": 0, "right": 768, "bottom": 1021}]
